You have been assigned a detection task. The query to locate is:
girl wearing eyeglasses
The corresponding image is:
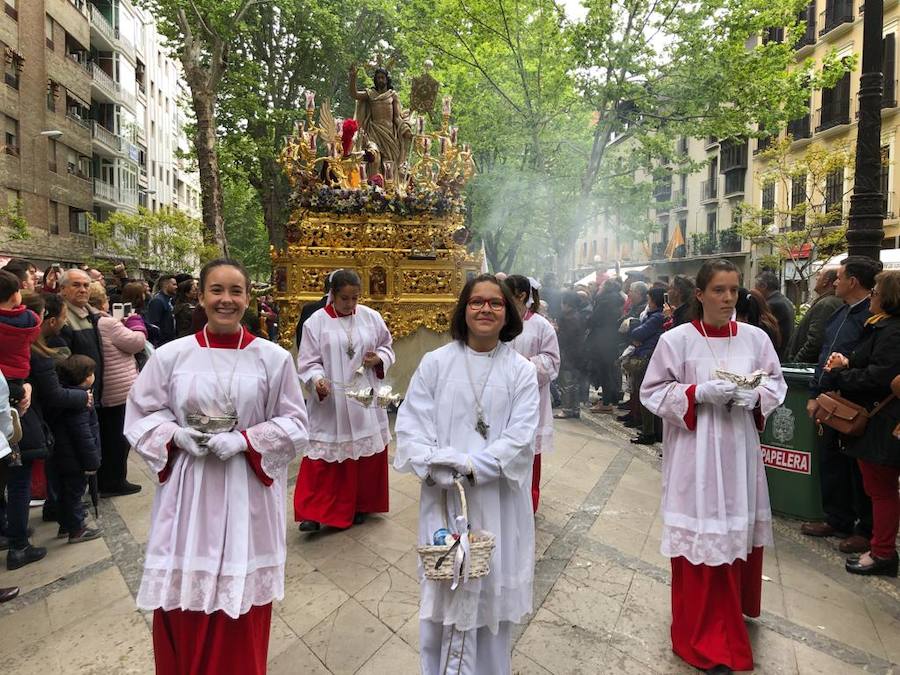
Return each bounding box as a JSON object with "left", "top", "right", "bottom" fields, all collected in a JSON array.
[{"left": 395, "top": 273, "right": 539, "bottom": 674}]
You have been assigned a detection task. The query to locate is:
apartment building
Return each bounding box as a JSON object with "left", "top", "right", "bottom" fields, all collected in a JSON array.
[
  {"left": 570, "top": 133, "right": 753, "bottom": 286},
  {"left": 0, "top": 0, "right": 200, "bottom": 270}
]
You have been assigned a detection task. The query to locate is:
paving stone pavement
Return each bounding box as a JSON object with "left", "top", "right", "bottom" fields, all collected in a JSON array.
[{"left": 1, "top": 412, "right": 898, "bottom": 674}]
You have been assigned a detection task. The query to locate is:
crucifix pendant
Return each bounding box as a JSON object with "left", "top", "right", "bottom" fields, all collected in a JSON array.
[
  {"left": 346, "top": 343, "right": 356, "bottom": 359},
  {"left": 475, "top": 414, "right": 489, "bottom": 440}
]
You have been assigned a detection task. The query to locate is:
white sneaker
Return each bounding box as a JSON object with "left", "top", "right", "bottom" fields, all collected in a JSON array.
[{"left": 29, "top": 499, "right": 46, "bottom": 508}]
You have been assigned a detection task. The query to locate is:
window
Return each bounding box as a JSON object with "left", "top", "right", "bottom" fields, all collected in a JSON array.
[
  {"left": 706, "top": 210, "right": 717, "bottom": 237},
  {"left": 66, "top": 147, "right": 77, "bottom": 174},
  {"left": 48, "top": 138, "right": 57, "bottom": 173},
  {"left": 4, "top": 46, "right": 22, "bottom": 89},
  {"left": 69, "top": 208, "right": 88, "bottom": 234},
  {"left": 762, "top": 183, "right": 775, "bottom": 226},
  {"left": 884, "top": 35, "right": 896, "bottom": 108},
  {"left": 48, "top": 200, "right": 59, "bottom": 235},
  {"left": 47, "top": 79, "right": 59, "bottom": 112},
  {"left": 817, "top": 66, "right": 851, "bottom": 132},
  {"left": 4, "top": 1, "right": 16, "bottom": 21},
  {"left": 824, "top": 168, "right": 844, "bottom": 220},
  {"left": 45, "top": 14, "right": 54, "bottom": 50},
  {"left": 4, "top": 114, "right": 18, "bottom": 156},
  {"left": 791, "top": 175, "right": 807, "bottom": 230}
]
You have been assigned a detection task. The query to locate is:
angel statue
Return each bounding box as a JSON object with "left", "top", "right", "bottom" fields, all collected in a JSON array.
[{"left": 349, "top": 64, "right": 413, "bottom": 179}]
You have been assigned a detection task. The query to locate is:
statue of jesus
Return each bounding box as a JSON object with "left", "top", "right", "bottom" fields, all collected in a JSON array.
[{"left": 349, "top": 65, "right": 412, "bottom": 179}]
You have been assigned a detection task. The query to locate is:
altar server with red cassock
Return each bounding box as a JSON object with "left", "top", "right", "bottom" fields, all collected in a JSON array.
[
  {"left": 124, "top": 259, "right": 309, "bottom": 675},
  {"left": 294, "top": 268, "right": 394, "bottom": 531},
  {"left": 505, "top": 274, "right": 560, "bottom": 512},
  {"left": 640, "top": 259, "right": 786, "bottom": 675},
  {"left": 395, "top": 273, "right": 539, "bottom": 674}
]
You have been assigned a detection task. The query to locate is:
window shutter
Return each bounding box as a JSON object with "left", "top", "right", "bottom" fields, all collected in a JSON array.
[{"left": 884, "top": 34, "right": 896, "bottom": 106}]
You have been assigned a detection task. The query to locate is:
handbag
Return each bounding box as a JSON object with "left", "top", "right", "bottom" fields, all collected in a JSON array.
[{"left": 814, "top": 391, "right": 896, "bottom": 437}]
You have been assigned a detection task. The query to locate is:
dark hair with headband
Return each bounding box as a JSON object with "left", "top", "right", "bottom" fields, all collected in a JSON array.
[
  {"left": 504, "top": 275, "right": 541, "bottom": 314},
  {"left": 330, "top": 269, "right": 362, "bottom": 294}
]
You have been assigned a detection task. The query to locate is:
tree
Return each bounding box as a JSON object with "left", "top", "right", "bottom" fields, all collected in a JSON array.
[
  {"left": 0, "top": 199, "right": 30, "bottom": 245},
  {"left": 736, "top": 138, "right": 851, "bottom": 293},
  {"left": 223, "top": 174, "right": 271, "bottom": 280},
  {"left": 90, "top": 208, "right": 208, "bottom": 273},
  {"left": 396, "top": 0, "right": 584, "bottom": 272},
  {"left": 136, "top": 0, "right": 269, "bottom": 255},
  {"left": 219, "top": 0, "right": 399, "bottom": 248}
]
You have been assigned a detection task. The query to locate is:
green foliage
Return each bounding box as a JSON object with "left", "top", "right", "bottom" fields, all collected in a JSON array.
[
  {"left": 0, "top": 199, "right": 29, "bottom": 242},
  {"left": 737, "top": 138, "right": 851, "bottom": 286},
  {"left": 223, "top": 176, "right": 271, "bottom": 280},
  {"left": 90, "top": 208, "right": 204, "bottom": 273}
]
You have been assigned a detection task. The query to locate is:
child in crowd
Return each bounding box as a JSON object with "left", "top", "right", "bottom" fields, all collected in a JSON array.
[
  {"left": 54, "top": 355, "right": 102, "bottom": 544},
  {"left": 0, "top": 270, "right": 41, "bottom": 406}
]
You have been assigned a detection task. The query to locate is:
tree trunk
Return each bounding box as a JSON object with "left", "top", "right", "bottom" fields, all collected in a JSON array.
[{"left": 189, "top": 82, "right": 228, "bottom": 256}]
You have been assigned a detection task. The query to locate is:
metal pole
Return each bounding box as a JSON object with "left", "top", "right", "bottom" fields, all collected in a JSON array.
[{"left": 847, "top": 0, "right": 885, "bottom": 261}]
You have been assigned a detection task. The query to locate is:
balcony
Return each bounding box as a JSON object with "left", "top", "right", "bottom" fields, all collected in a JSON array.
[
  {"left": 723, "top": 170, "right": 746, "bottom": 197},
  {"left": 88, "top": 4, "right": 117, "bottom": 49},
  {"left": 689, "top": 229, "right": 744, "bottom": 257},
  {"left": 119, "top": 88, "right": 137, "bottom": 111},
  {"left": 91, "top": 62, "right": 119, "bottom": 101},
  {"left": 816, "top": 99, "right": 851, "bottom": 133},
  {"left": 787, "top": 114, "right": 811, "bottom": 140},
  {"left": 671, "top": 188, "right": 688, "bottom": 210},
  {"left": 819, "top": 2, "right": 853, "bottom": 38},
  {"left": 701, "top": 178, "right": 718, "bottom": 202},
  {"left": 93, "top": 179, "right": 117, "bottom": 202},
  {"left": 91, "top": 121, "right": 122, "bottom": 155}
]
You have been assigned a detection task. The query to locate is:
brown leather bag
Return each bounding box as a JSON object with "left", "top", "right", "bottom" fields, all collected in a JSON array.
[{"left": 814, "top": 391, "right": 896, "bottom": 437}]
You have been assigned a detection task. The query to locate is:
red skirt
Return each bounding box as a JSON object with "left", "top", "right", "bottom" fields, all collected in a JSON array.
[
  {"left": 152, "top": 603, "right": 272, "bottom": 675},
  {"left": 670, "top": 547, "right": 763, "bottom": 671},
  {"left": 531, "top": 454, "right": 542, "bottom": 513},
  {"left": 293, "top": 448, "right": 389, "bottom": 528}
]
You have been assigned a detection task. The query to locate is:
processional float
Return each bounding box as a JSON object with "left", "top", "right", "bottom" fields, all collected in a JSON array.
[{"left": 271, "top": 65, "right": 483, "bottom": 388}]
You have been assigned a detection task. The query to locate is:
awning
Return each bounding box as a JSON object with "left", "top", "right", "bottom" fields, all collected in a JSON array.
[
  {"left": 574, "top": 264, "right": 650, "bottom": 287},
  {"left": 822, "top": 248, "right": 900, "bottom": 269}
]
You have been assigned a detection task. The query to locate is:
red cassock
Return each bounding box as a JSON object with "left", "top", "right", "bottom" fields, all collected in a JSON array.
[
  {"left": 293, "top": 448, "right": 390, "bottom": 528},
  {"left": 670, "top": 547, "right": 763, "bottom": 671},
  {"left": 153, "top": 604, "right": 272, "bottom": 675}
]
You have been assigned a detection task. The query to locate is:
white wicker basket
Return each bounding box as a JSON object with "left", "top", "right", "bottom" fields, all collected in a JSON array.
[{"left": 417, "top": 478, "right": 495, "bottom": 582}]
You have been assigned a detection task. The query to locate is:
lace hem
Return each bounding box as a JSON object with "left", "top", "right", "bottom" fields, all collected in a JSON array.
[
  {"left": 137, "top": 565, "right": 285, "bottom": 620},
  {"left": 420, "top": 580, "right": 533, "bottom": 634},
  {"left": 534, "top": 427, "right": 553, "bottom": 455},
  {"left": 245, "top": 422, "right": 295, "bottom": 479},
  {"left": 660, "top": 519, "right": 774, "bottom": 567},
  {"left": 304, "top": 428, "right": 391, "bottom": 462}
]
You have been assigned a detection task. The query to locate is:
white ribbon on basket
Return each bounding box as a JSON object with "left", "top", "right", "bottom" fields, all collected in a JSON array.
[{"left": 450, "top": 513, "right": 471, "bottom": 591}]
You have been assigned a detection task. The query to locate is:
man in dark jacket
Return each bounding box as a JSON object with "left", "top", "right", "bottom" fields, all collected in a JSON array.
[
  {"left": 801, "top": 255, "right": 882, "bottom": 553},
  {"left": 586, "top": 279, "right": 625, "bottom": 412},
  {"left": 295, "top": 275, "right": 332, "bottom": 350},
  {"left": 146, "top": 274, "right": 177, "bottom": 346},
  {"left": 628, "top": 287, "right": 666, "bottom": 445},
  {"left": 755, "top": 270, "right": 795, "bottom": 360},
  {"left": 59, "top": 269, "right": 103, "bottom": 403},
  {"left": 554, "top": 291, "right": 587, "bottom": 419},
  {"left": 787, "top": 268, "right": 843, "bottom": 363}
]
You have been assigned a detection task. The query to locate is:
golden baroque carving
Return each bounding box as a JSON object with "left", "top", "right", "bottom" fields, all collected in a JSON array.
[{"left": 272, "top": 210, "right": 481, "bottom": 349}]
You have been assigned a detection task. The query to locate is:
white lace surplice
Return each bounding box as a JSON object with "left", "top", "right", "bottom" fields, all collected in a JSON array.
[
  {"left": 124, "top": 334, "right": 309, "bottom": 618},
  {"left": 640, "top": 322, "right": 786, "bottom": 566},
  {"left": 394, "top": 342, "right": 539, "bottom": 633},
  {"left": 510, "top": 312, "right": 560, "bottom": 454},
  {"left": 297, "top": 305, "right": 395, "bottom": 462}
]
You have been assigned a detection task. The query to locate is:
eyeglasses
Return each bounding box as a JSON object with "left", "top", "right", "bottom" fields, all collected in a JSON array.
[{"left": 467, "top": 297, "right": 505, "bottom": 311}]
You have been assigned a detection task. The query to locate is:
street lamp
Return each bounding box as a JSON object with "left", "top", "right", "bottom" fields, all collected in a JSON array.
[
  {"left": 31, "top": 129, "right": 64, "bottom": 193},
  {"left": 847, "top": 0, "right": 885, "bottom": 262}
]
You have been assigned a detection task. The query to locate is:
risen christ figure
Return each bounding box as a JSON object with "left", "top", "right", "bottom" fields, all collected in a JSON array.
[{"left": 349, "top": 65, "right": 412, "bottom": 178}]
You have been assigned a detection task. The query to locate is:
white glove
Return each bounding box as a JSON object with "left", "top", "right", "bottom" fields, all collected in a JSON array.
[
  {"left": 172, "top": 427, "right": 210, "bottom": 457},
  {"left": 732, "top": 388, "right": 760, "bottom": 409},
  {"left": 695, "top": 380, "right": 739, "bottom": 407},
  {"left": 207, "top": 431, "right": 247, "bottom": 461},
  {"left": 429, "top": 448, "right": 474, "bottom": 477},
  {"left": 426, "top": 465, "right": 458, "bottom": 489}
]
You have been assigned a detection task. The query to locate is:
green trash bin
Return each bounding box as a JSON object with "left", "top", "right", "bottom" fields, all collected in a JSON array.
[{"left": 758, "top": 364, "right": 823, "bottom": 521}]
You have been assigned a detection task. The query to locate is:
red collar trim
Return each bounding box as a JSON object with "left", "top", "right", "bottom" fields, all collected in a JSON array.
[
  {"left": 325, "top": 303, "right": 355, "bottom": 318},
  {"left": 691, "top": 319, "right": 738, "bottom": 337},
  {"left": 0, "top": 305, "right": 26, "bottom": 317},
  {"left": 194, "top": 326, "right": 255, "bottom": 349},
  {"left": 523, "top": 310, "right": 534, "bottom": 321}
]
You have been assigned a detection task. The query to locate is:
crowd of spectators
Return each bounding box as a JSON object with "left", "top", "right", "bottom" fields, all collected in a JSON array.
[{"left": 0, "top": 257, "right": 279, "bottom": 602}]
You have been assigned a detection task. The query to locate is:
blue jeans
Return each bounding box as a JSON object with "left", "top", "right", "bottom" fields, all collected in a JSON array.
[
  {"left": 5, "top": 458, "right": 33, "bottom": 549},
  {"left": 58, "top": 472, "right": 87, "bottom": 533}
]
